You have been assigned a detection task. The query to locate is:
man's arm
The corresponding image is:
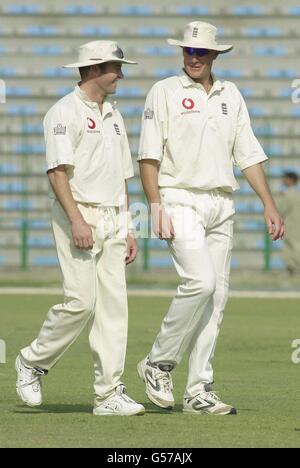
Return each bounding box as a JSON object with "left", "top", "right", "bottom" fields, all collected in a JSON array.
[
  {"left": 125, "top": 181, "right": 138, "bottom": 265},
  {"left": 47, "top": 165, "right": 94, "bottom": 250},
  {"left": 139, "top": 159, "right": 174, "bottom": 240},
  {"left": 243, "top": 163, "right": 285, "bottom": 241}
]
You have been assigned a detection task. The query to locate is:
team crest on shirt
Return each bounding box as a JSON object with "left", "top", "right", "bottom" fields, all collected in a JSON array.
[
  {"left": 53, "top": 124, "right": 66, "bottom": 135},
  {"left": 114, "top": 123, "right": 121, "bottom": 136},
  {"left": 221, "top": 103, "right": 228, "bottom": 115}
]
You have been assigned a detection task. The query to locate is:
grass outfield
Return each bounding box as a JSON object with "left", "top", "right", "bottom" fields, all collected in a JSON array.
[{"left": 0, "top": 294, "right": 300, "bottom": 448}]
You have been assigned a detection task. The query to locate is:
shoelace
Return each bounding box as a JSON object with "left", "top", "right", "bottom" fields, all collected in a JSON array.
[
  {"left": 198, "top": 391, "right": 220, "bottom": 404},
  {"left": 153, "top": 369, "right": 173, "bottom": 393},
  {"left": 20, "top": 365, "right": 41, "bottom": 392}
]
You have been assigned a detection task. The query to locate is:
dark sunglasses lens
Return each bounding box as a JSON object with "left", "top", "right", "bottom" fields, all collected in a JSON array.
[{"left": 185, "top": 48, "right": 209, "bottom": 57}]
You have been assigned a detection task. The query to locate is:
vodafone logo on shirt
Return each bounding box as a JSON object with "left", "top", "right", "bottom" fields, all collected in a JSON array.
[
  {"left": 87, "top": 117, "right": 100, "bottom": 133},
  {"left": 182, "top": 98, "right": 195, "bottom": 110},
  {"left": 87, "top": 118, "right": 96, "bottom": 129}
]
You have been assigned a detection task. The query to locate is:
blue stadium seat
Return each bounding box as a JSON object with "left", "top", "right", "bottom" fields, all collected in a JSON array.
[
  {"left": 0, "top": 46, "right": 7, "bottom": 55},
  {"left": 6, "top": 86, "right": 32, "bottom": 97},
  {"left": 56, "top": 86, "right": 73, "bottom": 97},
  {"left": 64, "top": 5, "right": 97, "bottom": 15},
  {"left": 144, "top": 47, "right": 176, "bottom": 57},
  {"left": 280, "top": 88, "right": 292, "bottom": 98},
  {"left": 214, "top": 68, "right": 242, "bottom": 78},
  {"left": 116, "top": 87, "right": 143, "bottom": 98},
  {"left": 42, "top": 67, "right": 73, "bottom": 77},
  {"left": 253, "top": 125, "right": 276, "bottom": 137},
  {"left": 232, "top": 5, "right": 264, "bottom": 16},
  {"left": 240, "top": 87, "right": 254, "bottom": 98},
  {"left": 176, "top": 6, "right": 210, "bottom": 16},
  {"left": 14, "top": 143, "right": 44, "bottom": 154},
  {"left": 28, "top": 236, "right": 54, "bottom": 247},
  {"left": 148, "top": 239, "right": 168, "bottom": 250},
  {"left": 288, "top": 7, "right": 300, "bottom": 15},
  {"left": 0, "top": 182, "right": 26, "bottom": 193},
  {"left": 3, "top": 200, "right": 33, "bottom": 211},
  {"left": 244, "top": 27, "right": 281, "bottom": 37},
  {"left": 0, "top": 164, "right": 18, "bottom": 175},
  {"left": 253, "top": 46, "right": 287, "bottom": 57},
  {"left": 127, "top": 181, "right": 141, "bottom": 195},
  {"left": 22, "top": 123, "right": 43, "bottom": 134},
  {"left": 264, "top": 144, "right": 283, "bottom": 156},
  {"left": 119, "top": 105, "right": 143, "bottom": 117},
  {"left": 231, "top": 258, "right": 239, "bottom": 269},
  {"left": 130, "top": 124, "right": 141, "bottom": 136},
  {"left": 120, "top": 5, "right": 152, "bottom": 15},
  {"left": 244, "top": 220, "right": 264, "bottom": 230},
  {"left": 248, "top": 106, "right": 265, "bottom": 117},
  {"left": 149, "top": 257, "right": 173, "bottom": 268},
  {"left": 81, "top": 26, "right": 113, "bottom": 36},
  {"left": 29, "top": 220, "right": 51, "bottom": 229},
  {"left": 154, "top": 68, "right": 180, "bottom": 78},
  {"left": 0, "top": 67, "right": 16, "bottom": 77},
  {"left": 27, "top": 25, "right": 59, "bottom": 36},
  {"left": 32, "top": 45, "right": 63, "bottom": 55},
  {"left": 31, "top": 256, "right": 59, "bottom": 266},
  {"left": 7, "top": 105, "right": 37, "bottom": 115},
  {"left": 291, "top": 108, "right": 300, "bottom": 117},
  {"left": 0, "top": 255, "right": 6, "bottom": 265},
  {"left": 5, "top": 4, "right": 41, "bottom": 14},
  {"left": 138, "top": 26, "right": 169, "bottom": 37},
  {"left": 267, "top": 69, "right": 298, "bottom": 79},
  {"left": 270, "top": 258, "right": 285, "bottom": 269}
]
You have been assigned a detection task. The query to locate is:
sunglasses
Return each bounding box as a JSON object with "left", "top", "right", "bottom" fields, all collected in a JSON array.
[{"left": 184, "top": 47, "right": 210, "bottom": 57}]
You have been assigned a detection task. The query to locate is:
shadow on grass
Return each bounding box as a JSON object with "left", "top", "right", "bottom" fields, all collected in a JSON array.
[{"left": 13, "top": 402, "right": 182, "bottom": 415}]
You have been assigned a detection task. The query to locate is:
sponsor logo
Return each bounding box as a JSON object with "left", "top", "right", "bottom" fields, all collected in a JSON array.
[
  {"left": 144, "top": 108, "right": 154, "bottom": 120},
  {"left": 87, "top": 117, "right": 101, "bottom": 134},
  {"left": 182, "top": 98, "right": 195, "bottom": 110},
  {"left": 53, "top": 124, "right": 66, "bottom": 135},
  {"left": 87, "top": 118, "right": 96, "bottom": 129},
  {"left": 0, "top": 339, "right": 6, "bottom": 364},
  {"left": 192, "top": 398, "right": 215, "bottom": 411}
]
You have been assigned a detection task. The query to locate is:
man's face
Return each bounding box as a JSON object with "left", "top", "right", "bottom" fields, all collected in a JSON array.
[
  {"left": 283, "top": 176, "right": 296, "bottom": 188},
  {"left": 183, "top": 48, "right": 218, "bottom": 82},
  {"left": 95, "top": 62, "right": 124, "bottom": 95}
]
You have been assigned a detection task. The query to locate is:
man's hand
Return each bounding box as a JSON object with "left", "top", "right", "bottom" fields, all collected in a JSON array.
[
  {"left": 126, "top": 232, "right": 138, "bottom": 265},
  {"left": 264, "top": 205, "right": 285, "bottom": 241},
  {"left": 71, "top": 219, "right": 94, "bottom": 250},
  {"left": 151, "top": 204, "right": 175, "bottom": 240}
]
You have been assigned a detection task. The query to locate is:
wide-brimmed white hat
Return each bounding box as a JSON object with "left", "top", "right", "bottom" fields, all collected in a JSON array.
[
  {"left": 168, "top": 21, "right": 233, "bottom": 54},
  {"left": 63, "top": 40, "right": 137, "bottom": 68}
]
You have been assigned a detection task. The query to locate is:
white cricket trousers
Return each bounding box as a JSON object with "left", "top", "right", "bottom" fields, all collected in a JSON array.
[
  {"left": 149, "top": 188, "right": 235, "bottom": 399},
  {"left": 21, "top": 200, "right": 128, "bottom": 404}
]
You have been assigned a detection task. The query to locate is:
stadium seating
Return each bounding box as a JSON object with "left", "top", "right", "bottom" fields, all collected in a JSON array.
[{"left": 0, "top": 0, "right": 299, "bottom": 271}]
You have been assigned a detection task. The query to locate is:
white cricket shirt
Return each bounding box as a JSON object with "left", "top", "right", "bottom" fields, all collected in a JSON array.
[
  {"left": 44, "top": 85, "right": 134, "bottom": 206},
  {"left": 138, "top": 73, "right": 268, "bottom": 192}
]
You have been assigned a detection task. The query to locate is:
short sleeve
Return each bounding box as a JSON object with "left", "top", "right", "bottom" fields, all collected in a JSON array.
[
  {"left": 43, "top": 104, "right": 78, "bottom": 171},
  {"left": 138, "top": 83, "right": 168, "bottom": 162},
  {"left": 232, "top": 88, "right": 268, "bottom": 171}
]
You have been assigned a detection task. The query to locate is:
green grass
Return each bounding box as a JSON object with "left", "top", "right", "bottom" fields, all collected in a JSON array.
[{"left": 0, "top": 295, "right": 300, "bottom": 448}]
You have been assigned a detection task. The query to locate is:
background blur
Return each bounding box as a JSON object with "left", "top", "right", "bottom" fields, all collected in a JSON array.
[{"left": 0, "top": 0, "right": 300, "bottom": 289}]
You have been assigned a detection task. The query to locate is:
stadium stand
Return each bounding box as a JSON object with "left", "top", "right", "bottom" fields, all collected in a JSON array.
[{"left": 0, "top": 0, "right": 299, "bottom": 270}]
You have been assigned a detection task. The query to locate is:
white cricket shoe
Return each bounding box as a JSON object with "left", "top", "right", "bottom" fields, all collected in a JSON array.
[
  {"left": 93, "top": 385, "right": 145, "bottom": 416},
  {"left": 183, "top": 384, "right": 237, "bottom": 416},
  {"left": 15, "top": 355, "right": 47, "bottom": 407},
  {"left": 137, "top": 357, "right": 175, "bottom": 409}
]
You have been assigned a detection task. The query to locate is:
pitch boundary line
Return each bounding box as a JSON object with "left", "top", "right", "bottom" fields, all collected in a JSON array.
[{"left": 0, "top": 287, "right": 299, "bottom": 299}]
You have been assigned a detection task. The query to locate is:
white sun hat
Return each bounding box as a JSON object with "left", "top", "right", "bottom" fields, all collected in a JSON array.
[
  {"left": 63, "top": 40, "right": 137, "bottom": 68},
  {"left": 167, "top": 21, "right": 233, "bottom": 54}
]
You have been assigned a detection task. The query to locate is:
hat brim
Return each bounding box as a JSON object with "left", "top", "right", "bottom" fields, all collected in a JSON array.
[
  {"left": 63, "top": 57, "right": 137, "bottom": 68},
  {"left": 167, "top": 38, "right": 233, "bottom": 53}
]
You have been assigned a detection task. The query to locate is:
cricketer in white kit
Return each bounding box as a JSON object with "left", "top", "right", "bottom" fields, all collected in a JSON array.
[
  {"left": 15, "top": 41, "right": 145, "bottom": 416},
  {"left": 137, "top": 22, "right": 285, "bottom": 415}
]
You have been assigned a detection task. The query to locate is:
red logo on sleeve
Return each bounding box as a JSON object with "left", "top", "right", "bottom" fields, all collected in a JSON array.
[
  {"left": 182, "top": 98, "right": 195, "bottom": 110},
  {"left": 87, "top": 118, "right": 96, "bottom": 129}
]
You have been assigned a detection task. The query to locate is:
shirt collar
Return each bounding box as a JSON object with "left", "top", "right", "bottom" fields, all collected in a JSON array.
[
  {"left": 179, "top": 70, "right": 225, "bottom": 93},
  {"left": 75, "top": 85, "right": 114, "bottom": 116}
]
